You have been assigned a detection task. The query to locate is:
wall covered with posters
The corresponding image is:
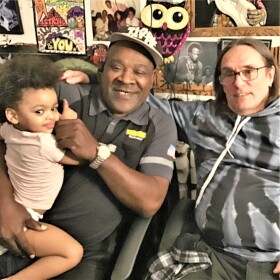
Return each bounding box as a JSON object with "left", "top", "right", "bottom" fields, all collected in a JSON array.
[
  {"left": 0, "top": 0, "right": 279, "bottom": 98},
  {"left": 1, "top": 1, "right": 279, "bottom": 47},
  {"left": 0, "top": 0, "right": 93, "bottom": 46}
]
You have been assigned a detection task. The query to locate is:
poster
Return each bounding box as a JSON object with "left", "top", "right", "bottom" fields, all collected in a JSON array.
[
  {"left": 0, "top": 0, "right": 23, "bottom": 34},
  {"left": 33, "top": 0, "right": 86, "bottom": 55}
]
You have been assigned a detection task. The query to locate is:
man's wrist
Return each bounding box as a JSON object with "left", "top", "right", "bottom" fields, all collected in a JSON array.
[{"left": 89, "top": 143, "right": 111, "bottom": 169}]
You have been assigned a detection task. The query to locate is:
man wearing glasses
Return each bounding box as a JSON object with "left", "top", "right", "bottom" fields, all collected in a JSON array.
[
  {"left": 219, "top": 65, "right": 269, "bottom": 85},
  {"left": 146, "top": 37, "right": 280, "bottom": 279}
]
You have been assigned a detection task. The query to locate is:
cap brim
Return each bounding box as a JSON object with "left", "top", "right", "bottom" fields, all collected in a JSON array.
[{"left": 110, "top": 32, "right": 163, "bottom": 67}]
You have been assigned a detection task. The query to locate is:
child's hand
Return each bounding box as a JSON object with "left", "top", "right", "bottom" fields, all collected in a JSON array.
[{"left": 60, "top": 99, "right": 77, "bottom": 120}]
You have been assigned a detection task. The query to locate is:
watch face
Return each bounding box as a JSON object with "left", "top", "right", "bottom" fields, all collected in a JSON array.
[
  {"left": 89, "top": 144, "right": 111, "bottom": 169},
  {"left": 98, "top": 145, "right": 111, "bottom": 158}
]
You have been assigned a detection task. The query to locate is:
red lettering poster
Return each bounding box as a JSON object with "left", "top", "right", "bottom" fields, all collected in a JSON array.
[{"left": 34, "top": 0, "right": 86, "bottom": 55}]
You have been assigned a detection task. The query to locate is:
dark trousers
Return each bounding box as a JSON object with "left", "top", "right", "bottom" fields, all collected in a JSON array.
[{"left": 179, "top": 241, "right": 278, "bottom": 280}]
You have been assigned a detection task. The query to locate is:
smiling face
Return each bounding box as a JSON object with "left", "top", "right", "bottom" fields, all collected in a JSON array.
[
  {"left": 6, "top": 88, "right": 60, "bottom": 133},
  {"left": 100, "top": 41, "right": 156, "bottom": 117},
  {"left": 220, "top": 45, "right": 275, "bottom": 115}
]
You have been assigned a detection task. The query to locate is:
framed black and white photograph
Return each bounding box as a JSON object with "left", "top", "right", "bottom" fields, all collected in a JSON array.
[
  {"left": 163, "top": 41, "right": 218, "bottom": 86},
  {"left": 219, "top": 38, "right": 272, "bottom": 52},
  {"left": 0, "top": 0, "right": 23, "bottom": 34}
]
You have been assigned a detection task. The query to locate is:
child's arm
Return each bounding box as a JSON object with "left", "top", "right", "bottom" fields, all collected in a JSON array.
[{"left": 59, "top": 151, "right": 85, "bottom": 165}]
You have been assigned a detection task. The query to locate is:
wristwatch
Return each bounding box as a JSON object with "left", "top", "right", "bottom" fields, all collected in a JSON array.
[{"left": 89, "top": 143, "right": 111, "bottom": 169}]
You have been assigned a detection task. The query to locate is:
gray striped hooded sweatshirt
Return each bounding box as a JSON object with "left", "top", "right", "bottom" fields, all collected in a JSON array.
[{"left": 150, "top": 95, "right": 280, "bottom": 262}]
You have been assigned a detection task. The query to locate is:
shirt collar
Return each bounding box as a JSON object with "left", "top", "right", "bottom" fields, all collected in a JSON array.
[{"left": 88, "top": 85, "right": 150, "bottom": 126}]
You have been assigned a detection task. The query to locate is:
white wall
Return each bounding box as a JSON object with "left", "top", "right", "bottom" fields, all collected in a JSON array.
[{"left": 0, "top": 0, "right": 279, "bottom": 47}]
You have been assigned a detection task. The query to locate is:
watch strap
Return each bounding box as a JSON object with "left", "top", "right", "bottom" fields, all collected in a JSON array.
[{"left": 89, "top": 143, "right": 111, "bottom": 169}]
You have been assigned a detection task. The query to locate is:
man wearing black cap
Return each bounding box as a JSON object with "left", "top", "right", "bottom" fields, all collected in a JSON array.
[{"left": 0, "top": 27, "right": 177, "bottom": 279}]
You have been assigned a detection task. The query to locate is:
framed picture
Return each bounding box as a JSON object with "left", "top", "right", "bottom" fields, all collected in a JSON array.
[
  {"left": 188, "top": 0, "right": 280, "bottom": 37},
  {"left": 90, "top": 0, "right": 141, "bottom": 41},
  {"left": 0, "top": 0, "right": 23, "bottom": 34},
  {"left": 88, "top": 43, "right": 108, "bottom": 66},
  {"left": 33, "top": 0, "right": 87, "bottom": 55},
  {"left": 163, "top": 41, "right": 218, "bottom": 86},
  {"left": 219, "top": 38, "right": 272, "bottom": 51}
]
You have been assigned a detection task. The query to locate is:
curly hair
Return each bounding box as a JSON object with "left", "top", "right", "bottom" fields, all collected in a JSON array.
[
  {"left": 0, "top": 55, "right": 62, "bottom": 119},
  {"left": 214, "top": 38, "right": 279, "bottom": 112}
]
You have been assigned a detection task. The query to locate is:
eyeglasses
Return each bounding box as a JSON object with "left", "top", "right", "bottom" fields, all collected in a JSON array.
[{"left": 219, "top": 66, "right": 268, "bottom": 85}]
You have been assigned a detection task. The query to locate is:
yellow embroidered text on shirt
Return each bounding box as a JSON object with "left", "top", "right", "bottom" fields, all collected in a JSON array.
[{"left": 126, "top": 129, "right": 147, "bottom": 141}]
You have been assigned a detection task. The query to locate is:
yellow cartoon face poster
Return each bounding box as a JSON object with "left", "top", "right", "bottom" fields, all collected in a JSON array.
[{"left": 34, "top": 0, "right": 86, "bottom": 54}]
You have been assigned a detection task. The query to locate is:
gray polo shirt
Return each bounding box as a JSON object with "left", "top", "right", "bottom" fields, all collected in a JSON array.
[{"left": 56, "top": 82, "right": 177, "bottom": 242}]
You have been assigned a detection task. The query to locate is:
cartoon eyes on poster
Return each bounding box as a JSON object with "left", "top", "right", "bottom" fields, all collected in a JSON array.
[{"left": 33, "top": 0, "right": 86, "bottom": 55}]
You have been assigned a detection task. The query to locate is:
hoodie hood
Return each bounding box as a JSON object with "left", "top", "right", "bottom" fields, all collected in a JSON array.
[{"left": 250, "top": 97, "right": 280, "bottom": 117}]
